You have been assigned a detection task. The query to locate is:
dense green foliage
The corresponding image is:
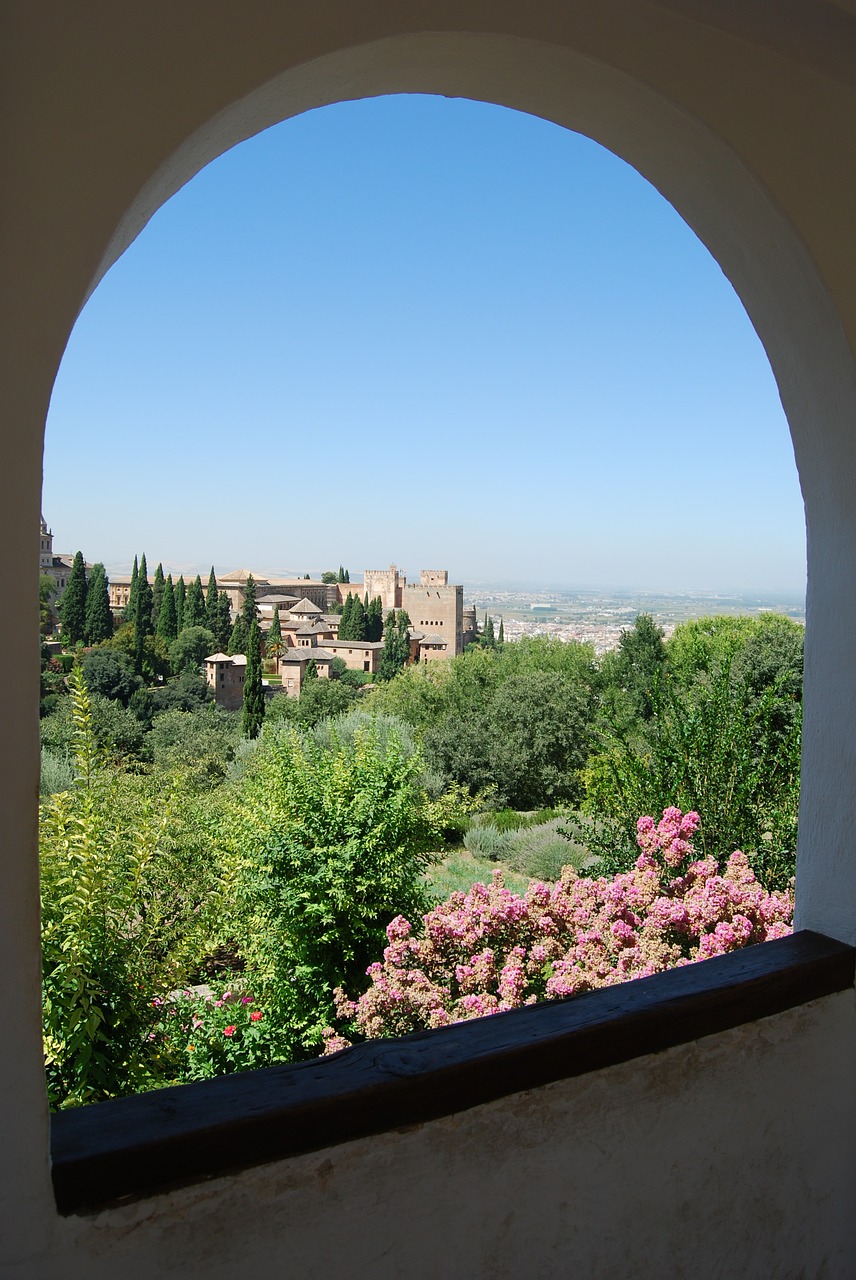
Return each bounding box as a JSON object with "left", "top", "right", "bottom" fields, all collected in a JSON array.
[
  {"left": 83, "top": 562, "right": 113, "bottom": 645},
  {"left": 241, "top": 618, "right": 265, "bottom": 738},
  {"left": 58, "top": 551, "right": 87, "bottom": 643}
]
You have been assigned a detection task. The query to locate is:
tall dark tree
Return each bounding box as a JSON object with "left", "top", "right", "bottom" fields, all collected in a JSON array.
[
  {"left": 498, "top": 618, "right": 505, "bottom": 645},
  {"left": 378, "top": 609, "right": 411, "bottom": 681},
  {"left": 205, "top": 567, "right": 219, "bottom": 633},
  {"left": 174, "top": 576, "right": 186, "bottom": 634},
  {"left": 184, "top": 574, "right": 206, "bottom": 629},
  {"left": 215, "top": 590, "right": 233, "bottom": 651},
  {"left": 133, "top": 555, "right": 154, "bottom": 675},
  {"left": 227, "top": 615, "right": 247, "bottom": 656},
  {"left": 339, "top": 594, "right": 354, "bottom": 639},
  {"left": 122, "top": 555, "right": 139, "bottom": 624},
  {"left": 482, "top": 614, "right": 496, "bottom": 648},
  {"left": 337, "top": 565, "right": 345, "bottom": 583},
  {"left": 366, "top": 595, "right": 384, "bottom": 642},
  {"left": 267, "top": 608, "right": 283, "bottom": 658},
  {"left": 157, "top": 574, "right": 178, "bottom": 644},
  {"left": 84, "top": 562, "right": 113, "bottom": 645},
  {"left": 350, "top": 595, "right": 367, "bottom": 641},
  {"left": 241, "top": 574, "right": 259, "bottom": 632},
  {"left": 151, "top": 563, "right": 166, "bottom": 629},
  {"left": 241, "top": 618, "right": 265, "bottom": 738},
  {"left": 59, "top": 551, "right": 87, "bottom": 644}
]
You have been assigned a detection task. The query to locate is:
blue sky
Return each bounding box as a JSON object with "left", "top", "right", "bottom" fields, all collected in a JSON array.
[{"left": 43, "top": 94, "right": 806, "bottom": 594}]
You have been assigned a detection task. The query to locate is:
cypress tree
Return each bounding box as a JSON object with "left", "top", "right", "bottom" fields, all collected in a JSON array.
[
  {"left": 241, "top": 618, "right": 265, "bottom": 738},
  {"left": 136, "top": 555, "right": 153, "bottom": 636},
  {"left": 351, "top": 596, "right": 367, "bottom": 641},
  {"left": 59, "top": 551, "right": 87, "bottom": 644},
  {"left": 337, "top": 565, "right": 345, "bottom": 583},
  {"left": 339, "top": 594, "right": 354, "bottom": 640},
  {"left": 122, "top": 555, "right": 139, "bottom": 624},
  {"left": 240, "top": 574, "right": 259, "bottom": 631},
  {"left": 84, "top": 562, "right": 112, "bottom": 645},
  {"left": 174, "top": 576, "right": 186, "bottom": 633},
  {"left": 498, "top": 618, "right": 505, "bottom": 645},
  {"left": 152, "top": 563, "right": 165, "bottom": 629},
  {"left": 483, "top": 614, "right": 496, "bottom": 647},
  {"left": 227, "top": 615, "right": 246, "bottom": 656},
  {"left": 378, "top": 610, "right": 411, "bottom": 681},
  {"left": 184, "top": 574, "right": 206, "bottom": 629},
  {"left": 157, "top": 574, "right": 178, "bottom": 643},
  {"left": 344, "top": 569, "right": 350, "bottom": 583},
  {"left": 215, "top": 590, "right": 233, "bottom": 651},
  {"left": 267, "top": 608, "right": 283, "bottom": 655},
  {"left": 205, "top": 567, "right": 219, "bottom": 632},
  {"left": 366, "top": 596, "right": 384, "bottom": 642}
]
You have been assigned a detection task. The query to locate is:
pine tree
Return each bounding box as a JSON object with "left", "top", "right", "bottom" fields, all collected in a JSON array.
[
  {"left": 205, "top": 567, "right": 219, "bottom": 632},
  {"left": 240, "top": 574, "right": 259, "bottom": 632},
  {"left": 152, "top": 563, "right": 165, "bottom": 630},
  {"left": 227, "top": 615, "right": 246, "bottom": 656},
  {"left": 59, "top": 551, "right": 87, "bottom": 644},
  {"left": 174, "top": 576, "right": 186, "bottom": 633},
  {"left": 184, "top": 575, "right": 206, "bottom": 629},
  {"left": 339, "top": 594, "right": 354, "bottom": 640},
  {"left": 215, "top": 590, "right": 233, "bottom": 650},
  {"left": 122, "top": 555, "right": 139, "bottom": 624},
  {"left": 157, "top": 575, "right": 178, "bottom": 644},
  {"left": 84, "top": 563, "right": 112, "bottom": 645},
  {"left": 241, "top": 618, "right": 265, "bottom": 738},
  {"left": 498, "top": 618, "right": 505, "bottom": 645}
]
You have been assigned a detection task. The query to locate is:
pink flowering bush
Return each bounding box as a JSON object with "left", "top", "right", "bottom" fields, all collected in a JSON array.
[{"left": 325, "top": 808, "right": 793, "bottom": 1050}]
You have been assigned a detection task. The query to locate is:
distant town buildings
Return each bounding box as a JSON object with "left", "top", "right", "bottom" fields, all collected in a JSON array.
[{"left": 39, "top": 515, "right": 77, "bottom": 594}]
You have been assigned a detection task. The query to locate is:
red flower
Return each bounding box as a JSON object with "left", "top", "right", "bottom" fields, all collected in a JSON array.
[
  {"left": 223, "top": 1025, "right": 237, "bottom": 1037},
  {"left": 250, "top": 1011, "right": 263, "bottom": 1022}
]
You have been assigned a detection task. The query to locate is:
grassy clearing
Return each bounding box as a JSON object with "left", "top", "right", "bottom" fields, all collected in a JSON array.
[{"left": 425, "top": 848, "right": 532, "bottom": 900}]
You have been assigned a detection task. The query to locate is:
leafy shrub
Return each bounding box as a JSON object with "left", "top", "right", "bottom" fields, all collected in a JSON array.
[
  {"left": 505, "top": 817, "right": 591, "bottom": 882},
  {"left": 40, "top": 669, "right": 224, "bottom": 1107},
  {"left": 227, "top": 716, "right": 438, "bottom": 1056},
  {"left": 327, "top": 809, "right": 793, "bottom": 1048},
  {"left": 463, "top": 822, "right": 512, "bottom": 861},
  {"left": 154, "top": 980, "right": 278, "bottom": 1082},
  {"left": 39, "top": 748, "right": 75, "bottom": 796}
]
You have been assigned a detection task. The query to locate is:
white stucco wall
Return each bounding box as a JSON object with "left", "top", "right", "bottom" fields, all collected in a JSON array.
[
  {"left": 14, "top": 992, "right": 853, "bottom": 1279},
  {"left": 3, "top": 2, "right": 856, "bottom": 1273}
]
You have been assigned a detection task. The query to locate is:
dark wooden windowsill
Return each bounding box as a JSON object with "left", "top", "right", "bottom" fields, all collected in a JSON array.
[{"left": 51, "top": 930, "right": 855, "bottom": 1216}]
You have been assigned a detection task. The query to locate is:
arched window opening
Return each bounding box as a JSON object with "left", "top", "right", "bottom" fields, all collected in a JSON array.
[{"left": 40, "top": 94, "right": 805, "bottom": 1115}]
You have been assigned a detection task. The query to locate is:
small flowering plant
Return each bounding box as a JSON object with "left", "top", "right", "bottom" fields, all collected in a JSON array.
[
  {"left": 325, "top": 808, "right": 794, "bottom": 1051},
  {"left": 152, "top": 978, "right": 275, "bottom": 1083}
]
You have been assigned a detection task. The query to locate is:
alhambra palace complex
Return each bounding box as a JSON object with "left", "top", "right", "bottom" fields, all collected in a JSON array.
[{"left": 43, "top": 517, "right": 476, "bottom": 705}]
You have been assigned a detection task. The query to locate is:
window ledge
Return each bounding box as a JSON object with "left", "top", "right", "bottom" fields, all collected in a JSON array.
[{"left": 51, "top": 930, "right": 855, "bottom": 1216}]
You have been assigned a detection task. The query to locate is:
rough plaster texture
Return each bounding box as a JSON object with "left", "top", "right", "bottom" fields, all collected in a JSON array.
[
  {"left": 20, "top": 993, "right": 856, "bottom": 1279},
  {"left": 3, "top": 2, "right": 856, "bottom": 1273}
]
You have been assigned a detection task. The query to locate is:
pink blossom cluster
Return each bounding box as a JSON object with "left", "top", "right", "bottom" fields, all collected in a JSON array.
[{"left": 325, "top": 809, "right": 793, "bottom": 1050}]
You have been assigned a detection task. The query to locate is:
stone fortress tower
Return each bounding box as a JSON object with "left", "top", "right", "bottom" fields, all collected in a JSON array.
[{"left": 403, "top": 569, "right": 463, "bottom": 656}]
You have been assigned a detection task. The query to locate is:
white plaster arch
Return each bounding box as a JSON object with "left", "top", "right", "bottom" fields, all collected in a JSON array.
[
  {"left": 4, "top": 8, "right": 856, "bottom": 1269},
  {"left": 85, "top": 31, "right": 856, "bottom": 942}
]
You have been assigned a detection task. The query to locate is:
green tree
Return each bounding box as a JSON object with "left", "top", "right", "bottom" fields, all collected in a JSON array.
[
  {"left": 184, "top": 575, "right": 206, "bottom": 629},
  {"left": 122, "top": 555, "right": 139, "bottom": 625},
  {"left": 266, "top": 609, "right": 284, "bottom": 664},
  {"left": 227, "top": 615, "right": 247, "bottom": 656},
  {"left": 498, "top": 618, "right": 505, "bottom": 644},
  {"left": 174, "top": 576, "right": 186, "bottom": 633},
  {"left": 366, "top": 596, "right": 384, "bottom": 642},
  {"left": 84, "top": 562, "right": 113, "bottom": 645},
  {"left": 241, "top": 618, "right": 265, "bottom": 738},
  {"left": 40, "top": 574, "right": 56, "bottom": 637},
  {"left": 378, "top": 609, "right": 411, "bottom": 682},
  {"left": 350, "top": 595, "right": 367, "bottom": 641},
  {"left": 482, "top": 614, "right": 496, "bottom": 648},
  {"left": 58, "top": 551, "right": 87, "bottom": 644},
  {"left": 133, "top": 554, "right": 154, "bottom": 676},
  {"left": 214, "top": 590, "right": 233, "bottom": 651},
  {"left": 204, "top": 567, "right": 219, "bottom": 633},
  {"left": 81, "top": 648, "right": 141, "bottom": 706},
  {"left": 338, "top": 594, "right": 354, "bottom": 639},
  {"left": 151, "top": 563, "right": 166, "bottom": 630},
  {"left": 228, "top": 717, "right": 436, "bottom": 1055},
  {"left": 241, "top": 574, "right": 259, "bottom": 632},
  {"left": 322, "top": 571, "right": 338, "bottom": 584},
  {"left": 337, "top": 565, "right": 345, "bottom": 583},
  {"left": 156, "top": 575, "right": 178, "bottom": 644},
  {"left": 168, "top": 626, "right": 216, "bottom": 674}
]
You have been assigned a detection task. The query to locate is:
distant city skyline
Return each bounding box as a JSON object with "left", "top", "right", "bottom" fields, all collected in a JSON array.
[{"left": 43, "top": 94, "right": 806, "bottom": 596}]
